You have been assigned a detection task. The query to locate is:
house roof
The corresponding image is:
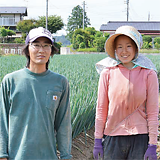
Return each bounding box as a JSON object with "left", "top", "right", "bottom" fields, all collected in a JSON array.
[
  {"left": 100, "top": 21, "right": 160, "bottom": 33},
  {"left": 0, "top": 7, "right": 27, "bottom": 16}
]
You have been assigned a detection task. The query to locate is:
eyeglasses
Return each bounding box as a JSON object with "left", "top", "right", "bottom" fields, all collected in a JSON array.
[{"left": 29, "top": 43, "right": 52, "bottom": 50}]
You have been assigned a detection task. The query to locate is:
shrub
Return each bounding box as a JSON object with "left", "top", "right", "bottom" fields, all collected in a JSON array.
[
  {"left": 76, "top": 34, "right": 84, "bottom": 44},
  {"left": 142, "top": 41, "right": 152, "bottom": 49},
  {"left": 14, "top": 37, "right": 25, "bottom": 44},
  {"left": 154, "top": 37, "right": 160, "bottom": 44},
  {"left": 155, "top": 42, "right": 160, "bottom": 50},
  {"left": 77, "top": 48, "right": 97, "bottom": 52},
  {"left": 143, "top": 35, "right": 152, "bottom": 43},
  {"left": 79, "top": 42, "right": 86, "bottom": 49},
  {"left": 93, "top": 37, "right": 106, "bottom": 52}
]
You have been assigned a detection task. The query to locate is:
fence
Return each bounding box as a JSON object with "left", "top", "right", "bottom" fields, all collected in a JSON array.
[{"left": 0, "top": 43, "right": 25, "bottom": 55}]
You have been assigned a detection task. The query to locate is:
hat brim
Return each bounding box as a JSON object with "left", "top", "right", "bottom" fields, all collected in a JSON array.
[{"left": 105, "top": 33, "right": 139, "bottom": 59}]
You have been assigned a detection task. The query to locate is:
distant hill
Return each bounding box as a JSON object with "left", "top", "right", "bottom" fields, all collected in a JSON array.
[{"left": 53, "top": 35, "right": 71, "bottom": 47}]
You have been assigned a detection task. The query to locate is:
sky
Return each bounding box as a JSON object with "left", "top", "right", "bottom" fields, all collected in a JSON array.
[{"left": 0, "top": 0, "right": 160, "bottom": 35}]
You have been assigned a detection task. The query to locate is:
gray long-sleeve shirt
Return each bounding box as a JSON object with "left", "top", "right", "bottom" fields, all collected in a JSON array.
[{"left": 0, "top": 68, "right": 72, "bottom": 160}]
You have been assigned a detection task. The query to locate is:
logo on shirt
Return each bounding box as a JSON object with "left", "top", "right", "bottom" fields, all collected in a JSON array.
[{"left": 53, "top": 95, "right": 57, "bottom": 101}]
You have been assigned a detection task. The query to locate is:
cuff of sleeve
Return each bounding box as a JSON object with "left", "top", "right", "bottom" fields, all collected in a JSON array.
[{"left": 149, "top": 134, "right": 158, "bottom": 144}]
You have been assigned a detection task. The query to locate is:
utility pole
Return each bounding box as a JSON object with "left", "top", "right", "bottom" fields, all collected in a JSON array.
[
  {"left": 83, "top": 1, "right": 86, "bottom": 29},
  {"left": 46, "top": 0, "right": 48, "bottom": 29},
  {"left": 127, "top": 0, "right": 129, "bottom": 21},
  {"left": 124, "top": 0, "right": 129, "bottom": 21},
  {"left": 148, "top": 12, "right": 150, "bottom": 21}
]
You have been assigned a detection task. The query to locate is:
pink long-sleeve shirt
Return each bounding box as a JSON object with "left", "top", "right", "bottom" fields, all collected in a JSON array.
[{"left": 95, "top": 64, "right": 159, "bottom": 144}]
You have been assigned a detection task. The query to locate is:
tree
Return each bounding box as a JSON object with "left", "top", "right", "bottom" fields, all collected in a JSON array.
[
  {"left": 7, "top": 28, "right": 16, "bottom": 37},
  {"left": 6, "top": 28, "right": 16, "bottom": 42},
  {"left": 93, "top": 37, "right": 106, "bottom": 52},
  {"left": 36, "top": 15, "right": 64, "bottom": 33},
  {"left": 142, "top": 35, "right": 152, "bottom": 43},
  {"left": 0, "top": 27, "right": 8, "bottom": 43},
  {"left": 72, "top": 29, "right": 91, "bottom": 49},
  {"left": 17, "top": 19, "right": 37, "bottom": 35},
  {"left": 67, "top": 5, "right": 90, "bottom": 40},
  {"left": 85, "top": 27, "right": 97, "bottom": 36}
]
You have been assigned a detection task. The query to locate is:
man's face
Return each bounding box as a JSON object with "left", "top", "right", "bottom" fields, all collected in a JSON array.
[{"left": 28, "top": 37, "right": 52, "bottom": 68}]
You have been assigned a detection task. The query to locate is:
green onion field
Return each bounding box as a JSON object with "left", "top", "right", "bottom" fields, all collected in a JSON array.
[{"left": 0, "top": 54, "right": 160, "bottom": 138}]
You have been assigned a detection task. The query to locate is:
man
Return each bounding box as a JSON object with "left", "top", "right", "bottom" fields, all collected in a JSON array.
[{"left": 0, "top": 27, "right": 72, "bottom": 160}]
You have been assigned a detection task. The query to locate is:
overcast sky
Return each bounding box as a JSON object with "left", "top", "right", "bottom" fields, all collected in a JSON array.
[{"left": 0, "top": 0, "right": 160, "bottom": 35}]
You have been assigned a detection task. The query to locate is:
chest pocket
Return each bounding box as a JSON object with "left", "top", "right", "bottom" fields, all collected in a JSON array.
[{"left": 46, "top": 90, "right": 62, "bottom": 111}]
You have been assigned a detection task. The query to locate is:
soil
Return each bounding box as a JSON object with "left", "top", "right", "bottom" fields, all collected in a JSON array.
[{"left": 71, "top": 108, "right": 160, "bottom": 160}]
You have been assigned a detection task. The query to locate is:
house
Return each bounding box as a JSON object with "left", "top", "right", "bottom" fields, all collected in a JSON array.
[
  {"left": 100, "top": 21, "right": 160, "bottom": 38},
  {"left": 0, "top": 6, "right": 27, "bottom": 37}
]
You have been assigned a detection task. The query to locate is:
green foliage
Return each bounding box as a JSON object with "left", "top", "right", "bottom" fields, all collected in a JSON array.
[
  {"left": 76, "top": 34, "right": 84, "bottom": 44},
  {"left": 95, "top": 31, "right": 103, "bottom": 38},
  {"left": 140, "top": 49, "right": 160, "bottom": 53},
  {"left": 79, "top": 42, "right": 86, "bottom": 49},
  {"left": 104, "top": 32, "right": 110, "bottom": 40},
  {"left": 155, "top": 42, "right": 160, "bottom": 50},
  {"left": 54, "top": 42, "right": 62, "bottom": 54},
  {"left": 142, "top": 35, "right": 152, "bottom": 43},
  {"left": 0, "top": 27, "right": 16, "bottom": 43},
  {"left": 77, "top": 48, "right": 97, "bottom": 52},
  {"left": 67, "top": 5, "right": 90, "bottom": 40},
  {"left": 72, "top": 29, "right": 90, "bottom": 49},
  {"left": 17, "top": 16, "right": 64, "bottom": 35},
  {"left": 71, "top": 27, "right": 110, "bottom": 52},
  {"left": 93, "top": 37, "right": 106, "bottom": 52},
  {"left": 142, "top": 41, "right": 152, "bottom": 49},
  {"left": 154, "top": 37, "right": 160, "bottom": 44},
  {"left": 14, "top": 37, "right": 25, "bottom": 44},
  {"left": 0, "top": 54, "right": 106, "bottom": 138},
  {"left": 36, "top": 15, "right": 64, "bottom": 33},
  {"left": 0, "top": 27, "right": 7, "bottom": 37},
  {"left": 17, "top": 19, "right": 37, "bottom": 34},
  {"left": 85, "top": 27, "right": 97, "bottom": 36},
  {"left": 1, "top": 54, "right": 160, "bottom": 138},
  {"left": 6, "top": 28, "right": 16, "bottom": 36}
]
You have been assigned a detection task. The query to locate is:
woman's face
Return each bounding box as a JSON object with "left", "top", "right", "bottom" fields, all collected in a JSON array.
[{"left": 115, "top": 35, "right": 137, "bottom": 68}]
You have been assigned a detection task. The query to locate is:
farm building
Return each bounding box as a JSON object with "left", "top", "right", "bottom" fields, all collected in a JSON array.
[{"left": 100, "top": 21, "right": 160, "bottom": 38}]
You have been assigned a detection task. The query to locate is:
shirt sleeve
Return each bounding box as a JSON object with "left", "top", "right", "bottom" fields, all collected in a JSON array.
[
  {"left": 0, "top": 79, "right": 10, "bottom": 158},
  {"left": 54, "top": 78, "right": 72, "bottom": 159},
  {"left": 95, "top": 69, "right": 109, "bottom": 138},
  {"left": 146, "top": 70, "right": 159, "bottom": 144}
]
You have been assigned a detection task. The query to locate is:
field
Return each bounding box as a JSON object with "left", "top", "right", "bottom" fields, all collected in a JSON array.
[{"left": 0, "top": 54, "right": 160, "bottom": 159}]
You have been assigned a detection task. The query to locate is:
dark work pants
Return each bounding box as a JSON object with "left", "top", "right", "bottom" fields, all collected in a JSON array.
[{"left": 103, "top": 134, "right": 149, "bottom": 160}]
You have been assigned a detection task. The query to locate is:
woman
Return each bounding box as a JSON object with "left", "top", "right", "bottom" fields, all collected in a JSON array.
[{"left": 93, "top": 26, "right": 159, "bottom": 160}]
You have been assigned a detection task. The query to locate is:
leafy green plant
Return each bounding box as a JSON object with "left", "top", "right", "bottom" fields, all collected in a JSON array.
[
  {"left": 1, "top": 54, "right": 160, "bottom": 139},
  {"left": 79, "top": 42, "right": 86, "bottom": 49}
]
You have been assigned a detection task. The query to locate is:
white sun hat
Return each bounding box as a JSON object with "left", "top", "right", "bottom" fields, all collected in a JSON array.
[{"left": 105, "top": 25, "right": 143, "bottom": 58}]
